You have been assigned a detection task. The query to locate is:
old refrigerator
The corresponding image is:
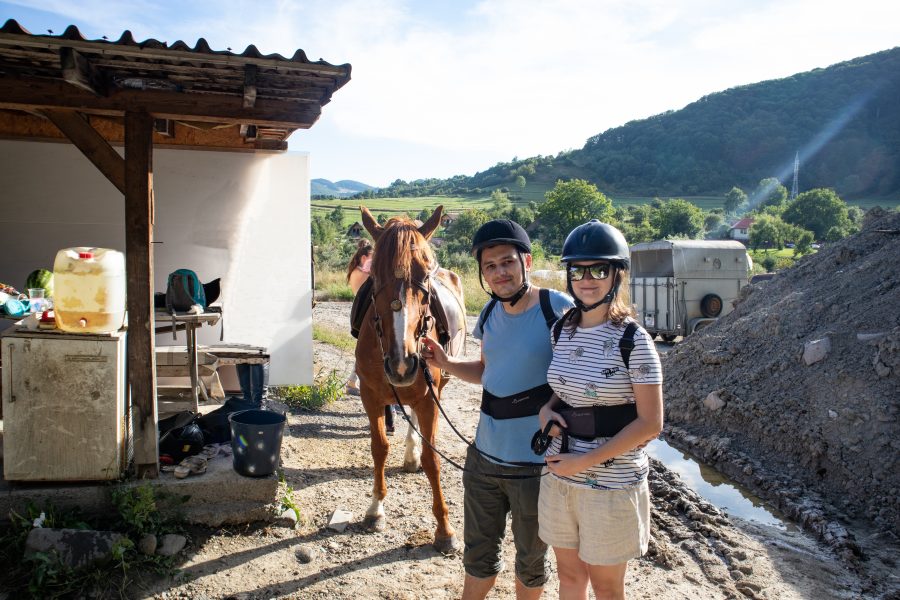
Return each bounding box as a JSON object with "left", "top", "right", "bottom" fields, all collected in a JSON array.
[{"left": 1, "top": 328, "right": 128, "bottom": 481}]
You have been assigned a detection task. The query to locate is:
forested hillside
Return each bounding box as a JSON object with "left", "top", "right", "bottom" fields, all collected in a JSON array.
[{"left": 358, "top": 47, "right": 900, "bottom": 200}]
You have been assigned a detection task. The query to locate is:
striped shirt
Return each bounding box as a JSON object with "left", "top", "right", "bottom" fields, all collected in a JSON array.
[{"left": 546, "top": 317, "right": 662, "bottom": 490}]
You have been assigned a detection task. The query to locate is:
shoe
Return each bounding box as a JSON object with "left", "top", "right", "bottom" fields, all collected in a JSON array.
[
  {"left": 174, "top": 455, "right": 208, "bottom": 479},
  {"left": 386, "top": 424, "right": 395, "bottom": 436},
  {"left": 345, "top": 385, "right": 360, "bottom": 397}
]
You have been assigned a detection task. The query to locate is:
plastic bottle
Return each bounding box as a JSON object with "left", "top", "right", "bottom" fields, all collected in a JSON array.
[{"left": 53, "top": 247, "right": 126, "bottom": 333}]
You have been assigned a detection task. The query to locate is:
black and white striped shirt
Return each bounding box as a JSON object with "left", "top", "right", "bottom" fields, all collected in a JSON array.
[{"left": 546, "top": 317, "right": 662, "bottom": 490}]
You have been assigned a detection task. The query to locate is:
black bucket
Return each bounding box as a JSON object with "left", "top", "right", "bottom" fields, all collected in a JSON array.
[{"left": 229, "top": 409, "right": 286, "bottom": 477}]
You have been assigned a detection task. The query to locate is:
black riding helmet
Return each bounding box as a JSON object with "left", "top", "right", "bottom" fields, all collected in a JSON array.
[
  {"left": 471, "top": 219, "right": 532, "bottom": 306},
  {"left": 561, "top": 219, "right": 630, "bottom": 311}
]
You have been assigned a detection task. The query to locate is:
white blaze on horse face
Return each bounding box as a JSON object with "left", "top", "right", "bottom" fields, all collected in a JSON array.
[{"left": 391, "top": 283, "right": 410, "bottom": 373}]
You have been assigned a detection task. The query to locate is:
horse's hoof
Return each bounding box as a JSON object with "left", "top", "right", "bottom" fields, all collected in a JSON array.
[
  {"left": 363, "top": 514, "right": 386, "bottom": 533},
  {"left": 433, "top": 534, "right": 460, "bottom": 555},
  {"left": 403, "top": 459, "right": 421, "bottom": 473}
]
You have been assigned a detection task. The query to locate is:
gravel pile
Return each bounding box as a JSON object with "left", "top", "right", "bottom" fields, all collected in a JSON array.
[{"left": 662, "top": 208, "right": 900, "bottom": 536}]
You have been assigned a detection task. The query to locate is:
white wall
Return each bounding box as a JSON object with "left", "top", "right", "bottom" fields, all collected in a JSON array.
[{"left": 0, "top": 140, "right": 312, "bottom": 385}]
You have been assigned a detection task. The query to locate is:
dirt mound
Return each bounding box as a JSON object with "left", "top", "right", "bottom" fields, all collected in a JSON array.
[{"left": 662, "top": 208, "right": 900, "bottom": 538}]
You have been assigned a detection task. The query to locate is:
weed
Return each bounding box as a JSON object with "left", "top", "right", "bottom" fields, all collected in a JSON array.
[
  {"left": 276, "top": 470, "right": 308, "bottom": 529},
  {"left": 275, "top": 369, "right": 345, "bottom": 411}
]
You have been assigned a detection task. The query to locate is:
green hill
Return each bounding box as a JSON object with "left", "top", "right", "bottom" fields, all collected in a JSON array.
[
  {"left": 312, "top": 178, "right": 376, "bottom": 198},
  {"left": 357, "top": 48, "right": 900, "bottom": 202}
]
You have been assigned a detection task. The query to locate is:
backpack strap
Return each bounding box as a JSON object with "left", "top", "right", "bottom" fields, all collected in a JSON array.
[
  {"left": 552, "top": 307, "right": 579, "bottom": 346},
  {"left": 477, "top": 298, "right": 498, "bottom": 337},
  {"left": 538, "top": 288, "right": 557, "bottom": 330},
  {"left": 619, "top": 321, "right": 638, "bottom": 369}
]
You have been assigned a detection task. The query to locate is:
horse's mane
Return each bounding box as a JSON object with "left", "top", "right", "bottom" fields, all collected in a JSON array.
[{"left": 371, "top": 217, "right": 435, "bottom": 283}]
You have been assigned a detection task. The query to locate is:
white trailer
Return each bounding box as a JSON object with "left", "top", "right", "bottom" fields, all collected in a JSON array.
[{"left": 630, "top": 240, "right": 750, "bottom": 341}]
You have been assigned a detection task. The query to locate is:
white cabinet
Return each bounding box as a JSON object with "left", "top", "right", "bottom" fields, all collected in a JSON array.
[{"left": 1, "top": 328, "right": 128, "bottom": 481}]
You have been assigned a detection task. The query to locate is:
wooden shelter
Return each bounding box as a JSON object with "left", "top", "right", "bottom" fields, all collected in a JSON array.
[{"left": 0, "top": 20, "right": 351, "bottom": 477}]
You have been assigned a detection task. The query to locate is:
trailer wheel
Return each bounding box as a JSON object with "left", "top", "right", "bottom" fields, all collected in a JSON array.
[
  {"left": 700, "top": 293, "right": 723, "bottom": 318},
  {"left": 661, "top": 334, "right": 678, "bottom": 343}
]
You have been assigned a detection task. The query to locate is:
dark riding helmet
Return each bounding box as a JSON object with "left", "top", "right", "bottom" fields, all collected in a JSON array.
[
  {"left": 471, "top": 219, "right": 532, "bottom": 306},
  {"left": 471, "top": 219, "right": 532, "bottom": 259},
  {"left": 562, "top": 220, "right": 630, "bottom": 312},
  {"left": 561, "top": 220, "right": 630, "bottom": 270}
]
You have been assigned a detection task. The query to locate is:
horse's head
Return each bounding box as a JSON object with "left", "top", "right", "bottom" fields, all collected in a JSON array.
[{"left": 361, "top": 205, "right": 443, "bottom": 387}]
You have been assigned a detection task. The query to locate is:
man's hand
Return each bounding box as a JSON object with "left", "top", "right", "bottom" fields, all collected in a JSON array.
[{"left": 420, "top": 337, "right": 449, "bottom": 370}]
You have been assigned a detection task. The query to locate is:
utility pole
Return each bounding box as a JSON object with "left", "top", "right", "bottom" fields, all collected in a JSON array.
[{"left": 791, "top": 151, "right": 799, "bottom": 200}]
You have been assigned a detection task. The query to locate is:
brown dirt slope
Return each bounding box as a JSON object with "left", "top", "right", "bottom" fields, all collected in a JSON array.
[{"left": 662, "top": 208, "right": 900, "bottom": 538}]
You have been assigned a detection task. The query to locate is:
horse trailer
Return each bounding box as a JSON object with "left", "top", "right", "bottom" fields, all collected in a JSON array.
[{"left": 629, "top": 240, "right": 751, "bottom": 341}]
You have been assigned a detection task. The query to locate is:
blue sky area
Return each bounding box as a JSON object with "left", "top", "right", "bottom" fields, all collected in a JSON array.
[{"left": 2, "top": 1, "right": 899, "bottom": 187}]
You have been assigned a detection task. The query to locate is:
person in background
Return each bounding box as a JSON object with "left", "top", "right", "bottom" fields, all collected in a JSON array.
[
  {"left": 538, "top": 220, "right": 663, "bottom": 600},
  {"left": 346, "top": 240, "right": 395, "bottom": 434},
  {"left": 422, "top": 219, "right": 573, "bottom": 600}
]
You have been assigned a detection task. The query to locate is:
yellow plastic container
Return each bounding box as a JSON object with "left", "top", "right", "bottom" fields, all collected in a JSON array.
[{"left": 53, "top": 247, "right": 126, "bottom": 333}]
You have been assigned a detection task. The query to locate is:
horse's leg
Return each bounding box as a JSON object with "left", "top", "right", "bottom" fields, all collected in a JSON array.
[
  {"left": 363, "top": 398, "right": 390, "bottom": 533},
  {"left": 413, "top": 400, "right": 458, "bottom": 553},
  {"left": 402, "top": 409, "right": 422, "bottom": 473}
]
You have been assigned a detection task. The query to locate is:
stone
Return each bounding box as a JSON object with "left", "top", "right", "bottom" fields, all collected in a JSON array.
[
  {"left": 24, "top": 528, "right": 126, "bottom": 569},
  {"left": 295, "top": 545, "right": 314, "bottom": 563},
  {"left": 156, "top": 534, "right": 187, "bottom": 557},
  {"left": 327, "top": 509, "right": 353, "bottom": 532},
  {"left": 138, "top": 533, "right": 157, "bottom": 556},
  {"left": 274, "top": 507, "right": 298, "bottom": 528},
  {"left": 802, "top": 337, "right": 831, "bottom": 365},
  {"left": 703, "top": 391, "right": 726, "bottom": 411}
]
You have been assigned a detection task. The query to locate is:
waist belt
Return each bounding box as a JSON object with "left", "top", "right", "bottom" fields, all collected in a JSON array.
[
  {"left": 558, "top": 402, "right": 638, "bottom": 439},
  {"left": 481, "top": 383, "right": 554, "bottom": 420}
]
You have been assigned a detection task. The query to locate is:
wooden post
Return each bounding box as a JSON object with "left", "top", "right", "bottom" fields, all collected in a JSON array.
[{"left": 124, "top": 110, "right": 158, "bottom": 478}]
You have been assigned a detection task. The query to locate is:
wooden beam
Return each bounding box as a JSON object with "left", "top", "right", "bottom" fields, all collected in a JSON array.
[
  {"left": 124, "top": 110, "right": 158, "bottom": 478},
  {"left": 0, "top": 76, "right": 322, "bottom": 128},
  {"left": 41, "top": 109, "right": 125, "bottom": 194},
  {"left": 59, "top": 47, "right": 104, "bottom": 96},
  {"left": 243, "top": 64, "right": 257, "bottom": 108}
]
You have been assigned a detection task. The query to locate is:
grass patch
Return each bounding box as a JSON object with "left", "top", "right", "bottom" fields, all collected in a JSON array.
[
  {"left": 312, "top": 323, "right": 356, "bottom": 353},
  {"left": 275, "top": 369, "right": 344, "bottom": 411},
  {"left": 314, "top": 270, "right": 354, "bottom": 301}
]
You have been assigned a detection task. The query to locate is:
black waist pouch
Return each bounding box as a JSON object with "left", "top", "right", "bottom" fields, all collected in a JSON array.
[
  {"left": 558, "top": 402, "right": 638, "bottom": 439},
  {"left": 481, "top": 383, "right": 554, "bottom": 420}
]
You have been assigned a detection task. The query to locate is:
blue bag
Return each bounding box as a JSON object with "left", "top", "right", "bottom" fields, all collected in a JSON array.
[{"left": 165, "top": 269, "right": 206, "bottom": 313}]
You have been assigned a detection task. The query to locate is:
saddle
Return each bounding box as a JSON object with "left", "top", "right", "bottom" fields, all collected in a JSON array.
[{"left": 350, "top": 269, "right": 465, "bottom": 358}]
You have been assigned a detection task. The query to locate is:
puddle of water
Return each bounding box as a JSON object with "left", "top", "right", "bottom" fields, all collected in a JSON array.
[{"left": 647, "top": 438, "right": 791, "bottom": 529}]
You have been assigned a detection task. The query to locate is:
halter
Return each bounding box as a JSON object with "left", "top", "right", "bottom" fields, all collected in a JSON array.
[{"left": 368, "top": 262, "right": 439, "bottom": 363}]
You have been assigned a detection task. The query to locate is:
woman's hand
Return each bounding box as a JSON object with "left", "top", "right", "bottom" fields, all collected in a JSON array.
[
  {"left": 420, "top": 337, "right": 449, "bottom": 370},
  {"left": 544, "top": 452, "right": 589, "bottom": 478},
  {"left": 538, "top": 403, "right": 567, "bottom": 437}
]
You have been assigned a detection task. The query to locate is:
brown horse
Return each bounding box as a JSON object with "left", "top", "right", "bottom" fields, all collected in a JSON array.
[{"left": 356, "top": 205, "right": 464, "bottom": 554}]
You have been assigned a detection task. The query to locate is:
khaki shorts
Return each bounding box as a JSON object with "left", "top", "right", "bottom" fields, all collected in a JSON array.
[{"left": 538, "top": 475, "right": 650, "bottom": 566}]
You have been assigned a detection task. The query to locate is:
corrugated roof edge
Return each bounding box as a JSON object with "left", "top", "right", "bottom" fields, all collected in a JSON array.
[{"left": 0, "top": 19, "right": 352, "bottom": 76}]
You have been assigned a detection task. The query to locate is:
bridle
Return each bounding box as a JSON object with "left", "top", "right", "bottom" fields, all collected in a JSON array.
[{"left": 368, "top": 262, "right": 438, "bottom": 362}]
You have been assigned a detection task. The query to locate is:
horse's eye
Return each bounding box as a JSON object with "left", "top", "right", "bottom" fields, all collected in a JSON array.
[{"left": 390, "top": 300, "right": 402, "bottom": 311}]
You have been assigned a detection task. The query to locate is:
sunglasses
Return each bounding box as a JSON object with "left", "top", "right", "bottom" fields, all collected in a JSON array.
[{"left": 567, "top": 263, "right": 611, "bottom": 281}]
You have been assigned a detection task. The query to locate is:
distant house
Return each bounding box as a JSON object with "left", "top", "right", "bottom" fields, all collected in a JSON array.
[
  {"left": 728, "top": 217, "right": 754, "bottom": 242},
  {"left": 441, "top": 212, "right": 459, "bottom": 228},
  {"left": 347, "top": 222, "right": 364, "bottom": 238}
]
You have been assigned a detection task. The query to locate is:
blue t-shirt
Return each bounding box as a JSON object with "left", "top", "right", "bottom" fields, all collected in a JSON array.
[{"left": 473, "top": 288, "right": 574, "bottom": 463}]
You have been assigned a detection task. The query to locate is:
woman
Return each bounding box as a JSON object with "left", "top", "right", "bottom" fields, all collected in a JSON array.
[
  {"left": 345, "top": 241, "right": 395, "bottom": 434},
  {"left": 538, "top": 220, "right": 663, "bottom": 600}
]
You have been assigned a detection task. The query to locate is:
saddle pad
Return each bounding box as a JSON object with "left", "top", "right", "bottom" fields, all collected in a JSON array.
[{"left": 350, "top": 277, "right": 375, "bottom": 339}]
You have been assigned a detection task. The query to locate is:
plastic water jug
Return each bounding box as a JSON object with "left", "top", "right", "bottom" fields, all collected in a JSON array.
[{"left": 53, "top": 247, "right": 126, "bottom": 333}]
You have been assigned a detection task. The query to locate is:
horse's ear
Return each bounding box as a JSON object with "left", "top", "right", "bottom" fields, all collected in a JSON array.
[
  {"left": 360, "top": 205, "right": 383, "bottom": 242},
  {"left": 418, "top": 205, "right": 443, "bottom": 240}
]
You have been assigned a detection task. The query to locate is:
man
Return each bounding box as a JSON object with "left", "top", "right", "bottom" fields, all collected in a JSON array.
[{"left": 422, "top": 219, "right": 573, "bottom": 600}]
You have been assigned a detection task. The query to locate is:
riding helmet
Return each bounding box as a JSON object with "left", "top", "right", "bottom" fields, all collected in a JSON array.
[
  {"left": 561, "top": 220, "right": 630, "bottom": 270},
  {"left": 471, "top": 219, "right": 532, "bottom": 258}
]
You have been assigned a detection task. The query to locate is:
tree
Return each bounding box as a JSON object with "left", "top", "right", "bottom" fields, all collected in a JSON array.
[
  {"left": 537, "top": 179, "right": 614, "bottom": 252},
  {"left": 724, "top": 187, "right": 748, "bottom": 215},
  {"left": 311, "top": 215, "right": 338, "bottom": 246},
  {"left": 490, "top": 189, "right": 512, "bottom": 218},
  {"left": 442, "top": 208, "right": 491, "bottom": 255},
  {"left": 650, "top": 198, "right": 705, "bottom": 239},
  {"left": 704, "top": 212, "right": 724, "bottom": 233},
  {"left": 327, "top": 206, "right": 344, "bottom": 228},
  {"left": 782, "top": 188, "right": 852, "bottom": 240},
  {"left": 753, "top": 178, "right": 789, "bottom": 211},
  {"left": 748, "top": 214, "right": 811, "bottom": 251},
  {"left": 515, "top": 175, "right": 527, "bottom": 190}
]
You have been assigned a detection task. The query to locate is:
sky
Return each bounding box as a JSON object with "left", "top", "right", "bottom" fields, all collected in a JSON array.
[{"left": 2, "top": 0, "right": 899, "bottom": 187}]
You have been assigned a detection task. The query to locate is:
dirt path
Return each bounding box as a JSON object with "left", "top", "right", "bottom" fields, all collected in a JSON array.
[{"left": 137, "top": 302, "right": 877, "bottom": 599}]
